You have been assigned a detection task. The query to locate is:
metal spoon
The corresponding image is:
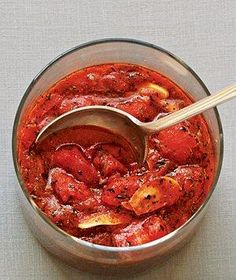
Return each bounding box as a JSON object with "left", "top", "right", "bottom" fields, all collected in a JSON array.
[{"left": 36, "top": 84, "right": 236, "bottom": 164}]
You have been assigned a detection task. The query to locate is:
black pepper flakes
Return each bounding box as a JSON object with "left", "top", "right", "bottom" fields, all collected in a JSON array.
[{"left": 145, "top": 194, "right": 151, "bottom": 200}]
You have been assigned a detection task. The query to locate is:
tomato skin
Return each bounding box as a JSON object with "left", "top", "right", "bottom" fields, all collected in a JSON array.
[
  {"left": 59, "top": 96, "right": 93, "bottom": 114},
  {"left": 48, "top": 168, "right": 91, "bottom": 204},
  {"left": 19, "top": 152, "right": 45, "bottom": 194},
  {"left": 170, "top": 165, "right": 206, "bottom": 202},
  {"left": 82, "top": 232, "right": 113, "bottom": 246},
  {"left": 157, "top": 122, "right": 199, "bottom": 164},
  {"left": 98, "top": 72, "right": 129, "bottom": 93},
  {"left": 102, "top": 175, "right": 142, "bottom": 207},
  {"left": 115, "top": 95, "right": 159, "bottom": 122},
  {"left": 93, "top": 151, "right": 127, "bottom": 177},
  {"left": 113, "top": 216, "right": 169, "bottom": 247},
  {"left": 20, "top": 124, "right": 38, "bottom": 150},
  {"left": 51, "top": 145, "right": 99, "bottom": 187},
  {"left": 147, "top": 150, "right": 176, "bottom": 175}
]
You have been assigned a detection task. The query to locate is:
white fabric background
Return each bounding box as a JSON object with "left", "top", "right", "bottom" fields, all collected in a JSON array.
[{"left": 0, "top": 1, "right": 235, "bottom": 279}]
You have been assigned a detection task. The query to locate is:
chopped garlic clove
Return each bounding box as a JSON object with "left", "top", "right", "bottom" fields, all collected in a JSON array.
[
  {"left": 78, "top": 212, "right": 131, "bottom": 229},
  {"left": 128, "top": 176, "right": 181, "bottom": 215},
  {"left": 140, "top": 83, "right": 169, "bottom": 99}
]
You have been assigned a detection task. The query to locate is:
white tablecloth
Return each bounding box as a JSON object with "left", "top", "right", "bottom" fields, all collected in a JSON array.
[{"left": 0, "top": 1, "right": 235, "bottom": 279}]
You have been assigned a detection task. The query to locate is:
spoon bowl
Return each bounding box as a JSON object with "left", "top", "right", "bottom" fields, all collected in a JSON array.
[{"left": 36, "top": 106, "right": 148, "bottom": 164}]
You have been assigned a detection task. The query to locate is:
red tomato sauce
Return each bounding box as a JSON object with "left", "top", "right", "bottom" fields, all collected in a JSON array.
[{"left": 17, "top": 64, "right": 215, "bottom": 247}]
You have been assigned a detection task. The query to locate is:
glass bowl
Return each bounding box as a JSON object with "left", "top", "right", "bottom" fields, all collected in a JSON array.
[{"left": 12, "top": 39, "right": 223, "bottom": 274}]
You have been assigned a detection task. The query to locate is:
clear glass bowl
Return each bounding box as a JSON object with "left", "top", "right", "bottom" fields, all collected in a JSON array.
[{"left": 12, "top": 39, "right": 223, "bottom": 274}]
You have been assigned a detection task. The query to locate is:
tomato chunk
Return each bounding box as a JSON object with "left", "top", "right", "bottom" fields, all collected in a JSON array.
[
  {"left": 51, "top": 145, "right": 99, "bottom": 186},
  {"left": 102, "top": 175, "right": 143, "bottom": 207},
  {"left": 19, "top": 151, "right": 45, "bottom": 193},
  {"left": 98, "top": 72, "right": 129, "bottom": 93},
  {"left": 146, "top": 150, "right": 176, "bottom": 175},
  {"left": 115, "top": 95, "right": 158, "bottom": 122},
  {"left": 38, "top": 194, "right": 81, "bottom": 236},
  {"left": 113, "top": 216, "right": 169, "bottom": 246},
  {"left": 47, "top": 168, "right": 91, "bottom": 203},
  {"left": 81, "top": 232, "right": 113, "bottom": 246},
  {"left": 169, "top": 165, "right": 206, "bottom": 200},
  {"left": 93, "top": 151, "right": 127, "bottom": 177},
  {"left": 19, "top": 124, "right": 38, "bottom": 149},
  {"left": 157, "top": 122, "right": 198, "bottom": 164}
]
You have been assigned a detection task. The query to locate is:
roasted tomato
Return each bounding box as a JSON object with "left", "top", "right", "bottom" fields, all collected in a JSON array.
[
  {"left": 93, "top": 151, "right": 127, "bottom": 177},
  {"left": 102, "top": 175, "right": 143, "bottom": 207},
  {"left": 146, "top": 150, "right": 176, "bottom": 175},
  {"left": 51, "top": 145, "right": 99, "bottom": 186},
  {"left": 169, "top": 165, "right": 206, "bottom": 201},
  {"left": 47, "top": 168, "right": 91, "bottom": 204},
  {"left": 115, "top": 95, "right": 158, "bottom": 122},
  {"left": 113, "top": 216, "right": 169, "bottom": 246},
  {"left": 157, "top": 122, "right": 199, "bottom": 164}
]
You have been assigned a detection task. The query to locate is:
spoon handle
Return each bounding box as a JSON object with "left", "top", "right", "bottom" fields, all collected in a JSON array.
[{"left": 141, "top": 84, "right": 236, "bottom": 133}]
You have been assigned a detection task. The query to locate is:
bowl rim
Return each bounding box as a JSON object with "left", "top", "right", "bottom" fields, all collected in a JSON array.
[{"left": 12, "top": 38, "right": 224, "bottom": 253}]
